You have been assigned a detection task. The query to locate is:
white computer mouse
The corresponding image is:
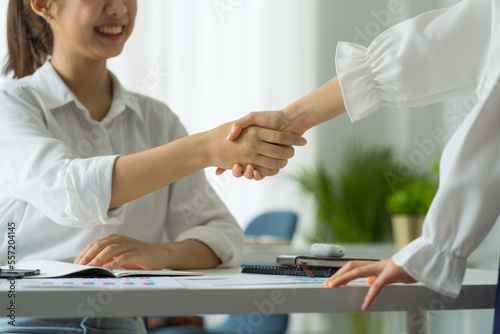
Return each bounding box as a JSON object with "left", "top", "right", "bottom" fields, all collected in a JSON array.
[{"left": 310, "top": 243, "right": 346, "bottom": 257}]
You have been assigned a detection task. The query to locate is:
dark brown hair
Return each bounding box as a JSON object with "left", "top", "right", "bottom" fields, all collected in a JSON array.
[{"left": 3, "top": 0, "right": 53, "bottom": 78}]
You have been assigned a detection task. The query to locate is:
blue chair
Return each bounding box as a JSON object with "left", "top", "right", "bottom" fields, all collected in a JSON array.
[{"left": 244, "top": 211, "right": 298, "bottom": 242}]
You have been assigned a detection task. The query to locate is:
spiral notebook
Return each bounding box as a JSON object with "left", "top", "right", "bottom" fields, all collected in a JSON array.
[
  {"left": 241, "top": 265, "right": 338, "bottom": 277},
  {"left": 241, "top": 255, "right": 378, "bottom": 277}
]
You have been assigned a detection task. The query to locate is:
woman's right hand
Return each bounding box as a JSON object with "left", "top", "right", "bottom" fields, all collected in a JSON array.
[
  {"left": 226, "top": 110, "right": 305, "bottom": 141},
  {"left": 206, "top": 122, "right": 305, "bottom": 178},
  {"left": 216, "top": 110, "right": 307, "bottom": 179}
]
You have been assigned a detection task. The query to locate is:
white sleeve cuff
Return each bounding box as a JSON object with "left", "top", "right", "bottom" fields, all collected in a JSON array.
[
  {"left": 392, "top": 236, "right": 467, "bottom": 298},
  {"left": 336, "top": 41, "right": 382, "bottom": 122},
  {"left": 63, "top": 155, "right": 126, "bottom": 228},
  {"left": 174, "top": 225, "right": 241, "bottom": 268}
]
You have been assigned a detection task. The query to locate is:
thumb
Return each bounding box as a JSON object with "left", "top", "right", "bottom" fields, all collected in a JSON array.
[
  {"left": 226, "top": 113, "right": 258, "bottom": 141},
  {"left": 215, "top": 168, "right": 226, "bottom": 175}
]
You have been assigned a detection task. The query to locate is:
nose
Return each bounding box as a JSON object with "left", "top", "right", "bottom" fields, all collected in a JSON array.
[{"left": 104, "top": 0, "right": 128, "bottom": 16}]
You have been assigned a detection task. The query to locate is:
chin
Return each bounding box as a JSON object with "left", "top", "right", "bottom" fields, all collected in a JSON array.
[{"left": 101, "top": 48, "right": 126, "bottom": 60}]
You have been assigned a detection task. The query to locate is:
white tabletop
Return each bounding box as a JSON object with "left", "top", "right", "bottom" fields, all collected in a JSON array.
[{"left": 0, "top": 268, "right": 496, "bottom": 318}]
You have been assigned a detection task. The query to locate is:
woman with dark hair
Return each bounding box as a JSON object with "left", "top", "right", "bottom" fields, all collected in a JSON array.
[
  {"left": 4, "top": 0, "right": 54, "bottom": 78},
  {"left": 0, "top": 0, "right": 303, "bottom": 332}
]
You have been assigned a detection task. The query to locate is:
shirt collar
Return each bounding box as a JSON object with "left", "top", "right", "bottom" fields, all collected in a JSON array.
[{"left": 31, "top": 61, "right": 144, "bottom": 123}]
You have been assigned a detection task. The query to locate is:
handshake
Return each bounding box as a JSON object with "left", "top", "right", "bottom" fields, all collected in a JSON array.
[{"left": 209, "top": 110, "right": 308, "bottom": 180}]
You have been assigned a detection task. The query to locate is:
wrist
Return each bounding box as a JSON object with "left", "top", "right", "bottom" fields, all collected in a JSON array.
[
  {"left": 159, "top": 240, "right": 221, "bottom": 270},
  {"left": 191, "top": 131, "right": 213, "bottom": 169},
  {"left": 283, "top": 102, "right": 310, "bottom": 135},
  {"left": 284, "top": 76, "right": 346, "bottom": 134},
  {"left": 199, "top": 123, "right": 235, "bottom": 168}
]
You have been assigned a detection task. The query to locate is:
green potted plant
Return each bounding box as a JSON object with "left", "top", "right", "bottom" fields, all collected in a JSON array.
[
  {"left": 386, "top": 162, "right": 438, "bottom": 250},
  {"left": 292, "top": 144, "right": 399, "bottom": 243}
]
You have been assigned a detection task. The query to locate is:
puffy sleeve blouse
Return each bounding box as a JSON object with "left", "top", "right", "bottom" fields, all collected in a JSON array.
[{"left": 336, "top": 0, "right": 500, "bottom": 297}]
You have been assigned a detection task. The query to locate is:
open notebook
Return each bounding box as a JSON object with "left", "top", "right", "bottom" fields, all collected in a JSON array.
[{"left": 8, "top": 259, "right": 202, "bottom": 278}]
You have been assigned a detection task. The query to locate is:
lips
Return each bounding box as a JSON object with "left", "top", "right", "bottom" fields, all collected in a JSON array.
[{"left": 95, "top": 25, "right": 124, "bottom": 35}]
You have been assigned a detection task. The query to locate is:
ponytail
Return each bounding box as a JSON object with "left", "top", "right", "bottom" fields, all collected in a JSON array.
[{"left": 3, "top": 0, "right": 53, "bottom": 78}]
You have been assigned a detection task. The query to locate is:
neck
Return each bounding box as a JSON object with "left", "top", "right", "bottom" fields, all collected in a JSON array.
[{"left": 50, "top": 54, "right": 113, "bottom": 121}]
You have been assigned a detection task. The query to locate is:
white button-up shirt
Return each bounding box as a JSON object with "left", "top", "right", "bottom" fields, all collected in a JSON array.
[
  {"left": 336, "top": 0, "right": 499, "bottom": 297},
  {"left": 0, "top": 62, "right": 244, "bottom": 267}
]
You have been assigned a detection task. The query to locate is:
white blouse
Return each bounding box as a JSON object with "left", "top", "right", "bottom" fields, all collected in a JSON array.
[
  {"left": 336, "top": 0, "right": 500, "bottom": 298},
  {"left": 0, "top": 62, "right": 244, "bottom": 268}
]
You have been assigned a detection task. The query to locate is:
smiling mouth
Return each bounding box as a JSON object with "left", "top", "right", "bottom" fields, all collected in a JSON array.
[{"left": 95, "top": 26, "right": 124, "bottom": 35}]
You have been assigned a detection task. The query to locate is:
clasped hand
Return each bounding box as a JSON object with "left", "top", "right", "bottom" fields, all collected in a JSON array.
[
  {"left": 215, "top": 111, "right": 306, "bottom": 179},
  {"left": 210, "top": 121, "right": 306, "bottom": 178}
]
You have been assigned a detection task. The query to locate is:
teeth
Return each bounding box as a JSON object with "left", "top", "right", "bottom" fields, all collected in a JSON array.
[{"left": 97, "top": 26, "right": 123, "bottom": 35}]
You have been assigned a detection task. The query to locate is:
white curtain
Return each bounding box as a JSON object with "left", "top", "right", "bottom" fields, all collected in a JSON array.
[{"left": 108, "top": 0, "right": 319, "bottom": 232}]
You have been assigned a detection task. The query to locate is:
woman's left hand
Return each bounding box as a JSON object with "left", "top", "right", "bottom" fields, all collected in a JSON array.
[
  {"left": 74, "top": 234, "right": 167, "bottom": 270},
  {"left": 324, "top": 258, "right": 417, "bottom": 311}
]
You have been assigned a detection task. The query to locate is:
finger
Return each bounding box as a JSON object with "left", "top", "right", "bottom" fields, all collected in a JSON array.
[
  {"left": 244, "top": 164, "right": 255, "bottom": 179},
  {"left": 226, "top": 123, "right": 240, "bottom": 141},
  {"left": 250, "top": 155, "right": 289, "bottom": 170},
  {"left": 215, "top": 168, "right": 226, "bottom": 176},
  {"left": 366, "top": 276, "right": 377, "bottom": 285},
  {"left": 326, "top": 259, "right": 386, "bottom": 283},
  {"left": 78, "top": 243, "right": 108, "bottom": 266},
  {"left": 74, "top": 243, "right": 94, "bottom": 264},
  {"left": 324, "top": 261, "right": 382, "bottom": 287},
  {"left": 77, "top": 242, "right": 112, "bottom": 265},
  {"left": 324, "top": 260, "right": 358, "bottom": 285},
  {"left": 258, "top": 142, "right": 295, "bottom": 160},
  {"left": 251, "top": 166, "right": 278, "bottom": 177},
  {"left": 226, "top": 113, "right": 258, "bottom": 141},
  {"left": 232, "top": 164, "right": 243, "bottom": 177},
  {"left": 361, "top": 270, "right": 393, "bottom": 311},
  {"left": 253, "top": 169, "right": 264, "bottom": 180},
  {"left": 88, "top": 243, "right": 133, "bottom": 267},
  {"left": 77, "top": 235, "right": 123, "bottom": 266},
  {"left": 257, "top": 128, "right": 306, "bottom": 147},
  {"left": 327, "top": 259, "right": 373, "bottom": 280}
]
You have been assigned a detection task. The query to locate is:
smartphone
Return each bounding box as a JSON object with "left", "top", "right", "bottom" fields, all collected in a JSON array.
[{"left": 0, "top": 268, "right": 41, "bottom": 278}]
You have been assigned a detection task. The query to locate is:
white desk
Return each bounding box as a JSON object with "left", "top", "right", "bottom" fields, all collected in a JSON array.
[
  {"left": 0, "top": 268, "right": 496, "bottom": 319},
  {"left": 241, "top": 244, "right": 499, "bottom": 333}
]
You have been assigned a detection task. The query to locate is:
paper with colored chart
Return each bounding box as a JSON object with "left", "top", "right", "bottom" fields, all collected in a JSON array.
[{"left": 16, "top": 276, "right": 187, "bottom": 289}]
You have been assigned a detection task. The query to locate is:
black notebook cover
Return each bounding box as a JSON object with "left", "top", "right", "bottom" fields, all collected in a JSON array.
[{"left": 241, "top": 265, "right": 337, "bottom": 277}]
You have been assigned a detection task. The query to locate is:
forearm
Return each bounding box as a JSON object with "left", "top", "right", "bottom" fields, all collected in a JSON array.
[
  {"left": 110, "top": 122, "right": 301, "bottom": 208},
  {"left": 160, "top": 239, "right": 221, "bottom": 269},
  {"left": 284, "top": 76, "right": 346, "bottom": 134},
  {"left": 110, "top": 132, "right": 209, "bottom": 208}
]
